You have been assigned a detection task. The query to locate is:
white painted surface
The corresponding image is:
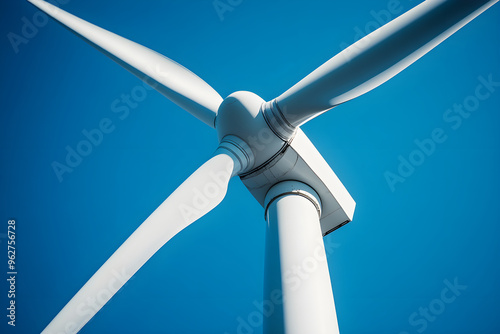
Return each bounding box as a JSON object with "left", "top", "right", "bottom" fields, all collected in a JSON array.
[{"left": 264, "top": 181, "right": 339, "bottom": 334}]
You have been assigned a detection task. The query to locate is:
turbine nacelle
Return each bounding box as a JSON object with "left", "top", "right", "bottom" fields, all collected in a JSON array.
[{"left": 216, "top": 94, "right": 355, "bottom": 236}]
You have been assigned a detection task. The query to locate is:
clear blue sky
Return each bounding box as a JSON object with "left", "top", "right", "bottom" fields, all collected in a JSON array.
[{"left": 1, "top": 0, "right": 499, "bottom": 333}]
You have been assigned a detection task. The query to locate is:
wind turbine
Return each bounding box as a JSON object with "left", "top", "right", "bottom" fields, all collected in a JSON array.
[{"left": 26, "top": 0, "right": 499, "bottom": 333}]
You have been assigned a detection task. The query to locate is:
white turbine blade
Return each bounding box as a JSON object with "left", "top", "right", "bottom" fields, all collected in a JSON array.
[
  {"left": 27, "top": 0, "right": 222, "bottom": 127},
  {"left": 41, "top": 151, "right": 239, "bottom": 334},
  {"left": 275, "top": 0, "right": 499, "bottom": 127}
]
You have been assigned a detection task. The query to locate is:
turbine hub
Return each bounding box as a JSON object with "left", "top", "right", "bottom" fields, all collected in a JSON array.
[{"left": 215, "top": 91, "right": 288, "bottom": 174}]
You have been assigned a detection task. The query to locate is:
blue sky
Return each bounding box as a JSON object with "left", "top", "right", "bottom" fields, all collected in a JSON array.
[{"left": 1, "top": 0, "right": 500, "bottom": 333}]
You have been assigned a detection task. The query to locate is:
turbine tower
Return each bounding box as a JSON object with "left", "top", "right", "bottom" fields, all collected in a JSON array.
[{"left": 26, "top": 0, "right": 499, "bottom": 333}]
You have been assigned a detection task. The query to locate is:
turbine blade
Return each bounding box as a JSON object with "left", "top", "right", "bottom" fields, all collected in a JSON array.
[
  {"left": 27, "top": 0, "right": 222, "bottom": 127},
  {"left": 274, "top": 0, "right": 499, "bottom": 127},
  {"left": 41, "top": 150, "right": 239, "bottom": 334}
]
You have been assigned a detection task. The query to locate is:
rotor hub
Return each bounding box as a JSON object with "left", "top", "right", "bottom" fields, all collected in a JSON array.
[{"left": 215, "top": 91, "right": 288, "bottom": 174}]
